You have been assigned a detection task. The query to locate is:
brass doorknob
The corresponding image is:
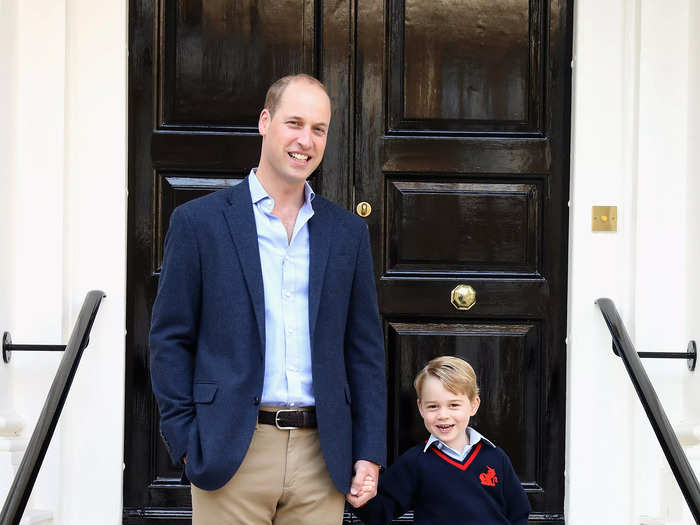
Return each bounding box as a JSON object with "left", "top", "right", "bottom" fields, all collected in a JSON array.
[
  {"left": 356, "top": 202, "right": 372, "bottom": 217},
  {"left": 451, "top": 284, "right": 476, "bottom": 310}
]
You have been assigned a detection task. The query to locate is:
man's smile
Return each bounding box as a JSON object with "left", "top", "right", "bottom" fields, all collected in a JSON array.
[{"left": 289, "top": 152, "right": 310, "bottom": 162}]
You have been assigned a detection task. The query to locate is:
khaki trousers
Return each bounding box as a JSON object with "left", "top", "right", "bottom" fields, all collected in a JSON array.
[{"left": 191, "top": 419, "right": 345, "bottom": 525}]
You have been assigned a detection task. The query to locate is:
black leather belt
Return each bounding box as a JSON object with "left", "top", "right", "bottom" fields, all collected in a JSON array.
[{"left": 258, "top": 408, "right": 317, "bottom": 429}]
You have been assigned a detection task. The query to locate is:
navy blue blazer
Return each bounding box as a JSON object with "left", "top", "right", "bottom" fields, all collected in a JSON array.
[{"left": 149, "top": 177, "right": 387, "bottom": 492}]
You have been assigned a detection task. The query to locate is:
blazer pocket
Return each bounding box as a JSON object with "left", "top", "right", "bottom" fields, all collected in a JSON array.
[
  {"left": 193, "top": 381, "right": 218, "bottom": 404},
  {"left": 344, "top": 383, "right": 352, "bottom": 405}
]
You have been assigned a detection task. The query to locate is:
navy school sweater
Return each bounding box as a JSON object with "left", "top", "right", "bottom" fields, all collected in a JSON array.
[{"left": 354, "top": 439, "right": 530, "bottom": 525}]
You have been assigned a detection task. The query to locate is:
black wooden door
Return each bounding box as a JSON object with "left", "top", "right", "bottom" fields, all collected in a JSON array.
[
  {"left": 355, "top": 1, "right": 571, "bottom": 523},
  {"left": 126, "top": 1, "right": 571, "bottom": 523}
]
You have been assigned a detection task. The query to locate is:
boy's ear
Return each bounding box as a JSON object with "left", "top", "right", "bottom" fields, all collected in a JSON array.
[
  {"left": 416, "top": 398, "right": 424, "bottom": 417},
  {"left": 470, "top": 396, "right": 481, "bottom": 416}
]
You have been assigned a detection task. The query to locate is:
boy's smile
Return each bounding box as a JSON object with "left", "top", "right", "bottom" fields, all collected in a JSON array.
[{"left": 417, "top": 375, "right": 480, "bottom": 452}]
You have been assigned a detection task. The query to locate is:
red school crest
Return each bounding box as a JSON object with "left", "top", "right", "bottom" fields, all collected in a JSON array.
[{"left": 479, "top": 466, "right": 498, "bottom": 486}]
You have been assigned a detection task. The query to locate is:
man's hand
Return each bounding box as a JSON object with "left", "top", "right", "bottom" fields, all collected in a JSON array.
[{"left": 346, "top": 459, "right": 379, "bottom": 508}]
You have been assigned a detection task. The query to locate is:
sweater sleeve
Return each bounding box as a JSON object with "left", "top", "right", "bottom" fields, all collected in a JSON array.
[
  {"left": 354, "top": 448, "right": 420, "bottom": 525},
  {"left": 500, "top": 450, "right": 531, "bottom": 525}
]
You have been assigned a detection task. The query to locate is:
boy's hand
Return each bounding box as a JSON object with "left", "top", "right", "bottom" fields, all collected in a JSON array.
[{"left": 346, "top": 460, "right": 379, "bottom": 508}]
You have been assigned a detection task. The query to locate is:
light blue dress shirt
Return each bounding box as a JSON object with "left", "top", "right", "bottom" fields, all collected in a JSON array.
[
  {"left": 248, "top": 169, "right": 316, "bottom": 407},
  {"left": 423, "top": 426, "right": 495, "bottom": 461}
]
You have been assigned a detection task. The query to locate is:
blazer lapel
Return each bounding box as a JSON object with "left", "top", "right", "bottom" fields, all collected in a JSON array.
[
  {"left": 222, "top": 178, "right": 266, "bottom": 355},
  {"left": 308, "top": 198, "right": 332, "bottom": 350}
]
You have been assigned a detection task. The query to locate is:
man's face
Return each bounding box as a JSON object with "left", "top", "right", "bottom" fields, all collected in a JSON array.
[
  {"left": 417, "top": 376, "right": 480, "bottom": 452},
  {"left": 258, "top": 80, "right": 331, "bottom": 186}
]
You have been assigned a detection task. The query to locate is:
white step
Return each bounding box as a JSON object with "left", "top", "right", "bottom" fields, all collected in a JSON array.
[{"left": 19, "top": 509, "right": 52, "bottom": 525}]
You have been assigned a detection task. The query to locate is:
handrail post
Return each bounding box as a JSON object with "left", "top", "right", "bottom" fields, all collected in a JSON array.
[{"left": 2, "top": 332, "right": 67, "bottom": 364}]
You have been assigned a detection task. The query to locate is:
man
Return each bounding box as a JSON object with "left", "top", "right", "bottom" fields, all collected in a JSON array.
[{"left": 149, "top": 74, "right": 386, "bottom": 524}]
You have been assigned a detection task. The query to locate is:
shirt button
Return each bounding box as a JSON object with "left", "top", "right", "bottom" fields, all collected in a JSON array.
[
  {"left": 253, "top": 396, "right": 260, "bottom": 406},
  {"left": 287, "top": 328, "right": 294, "bottom": 334},
  {"left": 285, "top": 291, "right": 291, "bottom": 298}
]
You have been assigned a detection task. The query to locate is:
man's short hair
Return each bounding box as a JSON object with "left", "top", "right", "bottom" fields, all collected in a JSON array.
[
  {"left": 414, "top": 355, "right": 480, "bottom": 401},
  {"left": 264, "top": 74, "right": 329, "bottom": 117}
]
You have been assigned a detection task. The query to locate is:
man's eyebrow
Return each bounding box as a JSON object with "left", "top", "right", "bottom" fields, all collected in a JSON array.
[{"left": 284, "top": 114, "right": 328, "bottom": 127}]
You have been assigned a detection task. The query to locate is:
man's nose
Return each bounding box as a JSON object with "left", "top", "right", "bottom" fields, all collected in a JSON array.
[{"left": 296, "top": 127, "right": 312, "bottom": 148}]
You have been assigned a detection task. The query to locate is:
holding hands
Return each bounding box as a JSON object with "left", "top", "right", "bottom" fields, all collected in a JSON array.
[{"left": 346, "top": 459, "right": 379, "bottom": 508}]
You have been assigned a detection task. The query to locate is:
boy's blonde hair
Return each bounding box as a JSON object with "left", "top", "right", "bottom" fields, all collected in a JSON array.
[{"left": 413, "top": 355, "right": 479, "bottom": 401}]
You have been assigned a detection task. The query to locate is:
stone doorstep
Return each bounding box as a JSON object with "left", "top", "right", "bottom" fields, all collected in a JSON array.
[{"left": 19, "top": 509, "right": 52, "bottom": 525}]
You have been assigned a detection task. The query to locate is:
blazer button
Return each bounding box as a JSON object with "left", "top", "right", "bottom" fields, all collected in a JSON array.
[{"left": 253, "top": 396, "right": 260, "bottom": 406}]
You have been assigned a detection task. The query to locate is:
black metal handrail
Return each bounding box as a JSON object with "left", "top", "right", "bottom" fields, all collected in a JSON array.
[
  {"left": 0, "top": 290, "right": 106, "bottom": 525},
  {"left": 596, "top": 298, "right": 700, "bottom": 522}
]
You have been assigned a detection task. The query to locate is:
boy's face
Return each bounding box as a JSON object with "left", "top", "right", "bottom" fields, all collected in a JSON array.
[{"left": 417, "top": 375, "right": 480, "bottom": 452}]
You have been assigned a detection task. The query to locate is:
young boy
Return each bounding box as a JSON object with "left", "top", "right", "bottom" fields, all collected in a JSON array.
[{"left": 352, "top": 356, "right": 530, "bottom": 524}]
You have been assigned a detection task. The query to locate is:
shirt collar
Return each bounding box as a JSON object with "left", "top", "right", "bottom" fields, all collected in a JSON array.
[
  {"left": 248, "top": 168, "right": 316, "bottom": 208},
  {"left": 423, "top": 427, "right": 496, "bottom": 455}
]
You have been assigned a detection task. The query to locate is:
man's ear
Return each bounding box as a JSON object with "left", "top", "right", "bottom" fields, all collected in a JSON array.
[
  {"left": 470, "top": 396, "right": 481, "bottom": 416},
  {"left": 258, "top": 109, "right": 270, "bottom": 136}
]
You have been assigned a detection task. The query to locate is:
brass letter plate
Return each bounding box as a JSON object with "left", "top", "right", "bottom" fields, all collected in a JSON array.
[{"left": 592, "top": 206, "right": 617, "bottom": 232}]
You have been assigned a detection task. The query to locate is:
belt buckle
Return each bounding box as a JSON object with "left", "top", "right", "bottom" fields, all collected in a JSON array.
[{"left": 274, "top": 409, "right": 298, "bottom": 430}]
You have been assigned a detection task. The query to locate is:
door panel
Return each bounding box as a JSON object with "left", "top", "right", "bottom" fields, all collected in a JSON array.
[
  {"left": 386, "top": 180, "right": 541, "bottom": 273},
  {"left": 386, "top": 322, "right": 541, "bottom": 490},
  {"left": 356, "top": 0, "right": 570, "bottom": 521},
  {"left": 389, "top": 0, "right": 543, "bottom": 132},
  {"left": 159, "top": 1, "right": 316, "bottom": 130},
  {"left": 126, "top": 0, "right": 571, "bottom": 522}
]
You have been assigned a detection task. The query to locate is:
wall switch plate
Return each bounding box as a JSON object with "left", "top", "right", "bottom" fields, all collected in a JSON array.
[{"left": 592, "top": 206, "right": 617, "bottom": 231}]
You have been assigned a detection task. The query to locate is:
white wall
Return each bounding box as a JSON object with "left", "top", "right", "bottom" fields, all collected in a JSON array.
[
  {"left": 0, "top": 0, "right": 21, "bottom": 501},
  {"left": 633, "top": 1, "right": 692, "bottom": 522},
  {"left": 0, "top": 0, "right": 127, "bottom": 523},
  {"left": 568, "top": 0, "right": 698, "bottom": 523},
  {"left": 0, "top": 0, "right": 18, "bottom": 358},
  {"left": 567, "top": 0, "right": 637, "bottom": 521},
  {"left": 11, "top": 0, "right": 68, "bottom": 516},
  {"left": 680, "top": 2, "right": 700, "bottom": 521},
  {"left": 59, "top": 0, "right": 127, "bottom": 522},
  {"left": 687, "top": 0, "right": 700, "bottom": 348}
]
